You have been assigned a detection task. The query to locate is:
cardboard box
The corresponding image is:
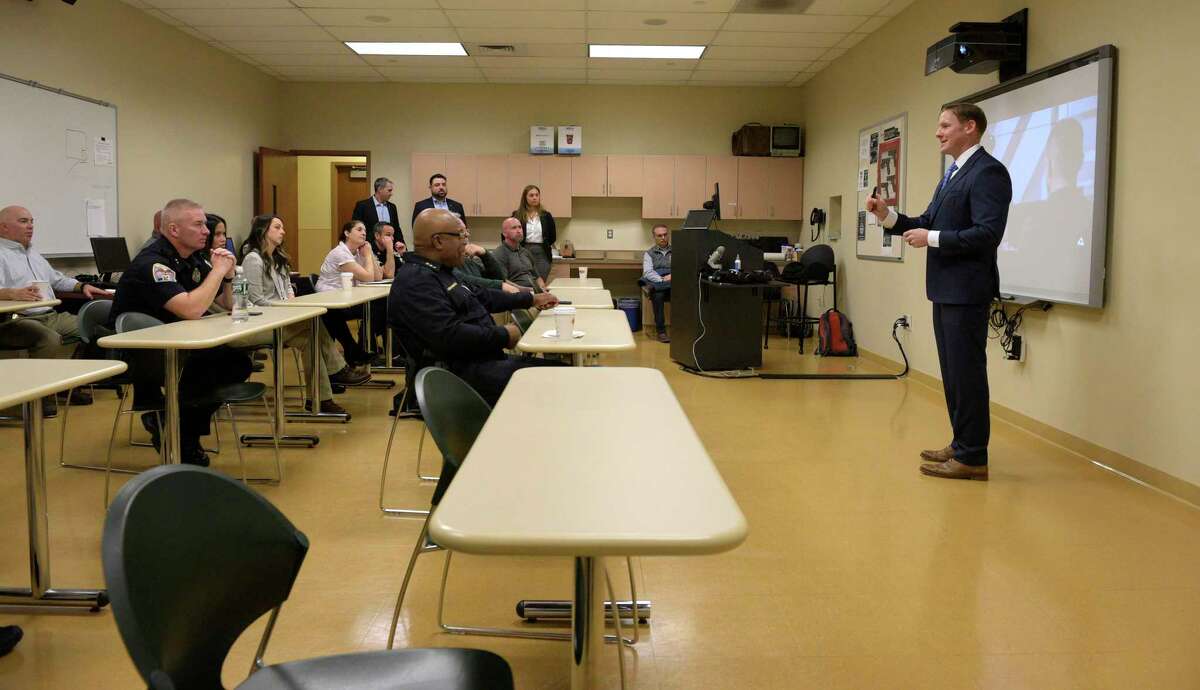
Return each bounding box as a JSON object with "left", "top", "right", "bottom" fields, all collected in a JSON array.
[
  {"left": 557, "top": 125, "right": 581, "bottom": 155},
  {"left": 530, "top": 126, "right": 555, "bottom": 155}
]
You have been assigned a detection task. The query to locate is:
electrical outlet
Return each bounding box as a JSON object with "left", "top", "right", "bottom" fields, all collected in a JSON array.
[
  {"left": 898, "top": 314, "right": 911, "bottom": 329},
  {"left": 606, "top": 229, "right": 613, "bottom": 239},
  {"left": 1006, "top": 335, "right": 1026, "bottom": 362}
]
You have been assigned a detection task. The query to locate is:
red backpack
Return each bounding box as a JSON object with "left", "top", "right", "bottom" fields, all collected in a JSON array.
[{"left": 817, "top": 308, "right": 858, "bottom": 357}]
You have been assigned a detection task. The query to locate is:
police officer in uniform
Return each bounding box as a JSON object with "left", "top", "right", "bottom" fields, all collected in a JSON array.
[
  {"left": 109, "top": 198, "right": 252, "bottom": 466},
  {"left": 389, "top": 209, "right": 561, "bottom": 406}
]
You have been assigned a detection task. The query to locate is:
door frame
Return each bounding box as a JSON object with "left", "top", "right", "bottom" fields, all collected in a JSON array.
[{"left": 331, "top": 162, "right": 370, "bottom": 247}]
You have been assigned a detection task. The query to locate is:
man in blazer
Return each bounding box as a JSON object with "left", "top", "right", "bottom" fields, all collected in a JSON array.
[
  {"left": 867, "top": 102, "right": 1012, "bottom": 481},
  {"left": 352, "top": 177, "right": 406, "bottom": 248},
  {"left": 411, "top": 173, "right": 467, "bottom": 226}
]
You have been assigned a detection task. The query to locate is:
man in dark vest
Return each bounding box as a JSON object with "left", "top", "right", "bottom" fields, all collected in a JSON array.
[{"left": 641, "top": 224, "right": 672, "bottom": 342}]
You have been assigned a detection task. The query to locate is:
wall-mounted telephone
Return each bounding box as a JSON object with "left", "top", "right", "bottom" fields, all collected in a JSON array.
[{"left": 809, "top": 208, "right": 826, "bottom": 241}]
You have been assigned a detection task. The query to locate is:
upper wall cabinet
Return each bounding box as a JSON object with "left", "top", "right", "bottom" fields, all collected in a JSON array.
[
  {"left": 767, "top": 158, "right": 804, "bottom": 221},
  {"left": 510, "top": 154, "right": 573, "bottom": 218},
  {"left": 643, "top": 155, "right": 707, "bottom": 219},
  {"left": 570, "top": 155, "right": 608, "bottom": 198}
]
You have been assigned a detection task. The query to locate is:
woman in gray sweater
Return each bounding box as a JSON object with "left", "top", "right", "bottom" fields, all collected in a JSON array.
[{"left": 240, "top": 214, "right": 368, "bottom": 416}]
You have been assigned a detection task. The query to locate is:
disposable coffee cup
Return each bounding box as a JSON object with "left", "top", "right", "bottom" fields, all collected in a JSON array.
[
  {"left": 340, "top": 272, "right": 354, "bottom": 290},
  {"left": 578, "top": 266, "right": 588, "bottom": 281},
  {"left": 553, "top": 305, "right": 576, "bottom": 340},
  {"left": 31, "top": 280, "right": 51, "bottom": 300}
]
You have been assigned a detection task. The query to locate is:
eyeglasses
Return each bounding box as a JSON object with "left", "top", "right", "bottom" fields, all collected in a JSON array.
[{"left": 432, "top": 232, "right": 466, "bottom": 241}]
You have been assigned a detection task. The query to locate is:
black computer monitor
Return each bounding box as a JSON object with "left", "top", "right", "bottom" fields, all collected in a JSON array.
[
  {"left": 702, "top": 182, "right": 721, "bottom": 220},
  {"left": 90, "top": 237, "right": 131, "bottom": 279},
  {"left": 682, "top": 209, "right": 716, "bottom": 231}
]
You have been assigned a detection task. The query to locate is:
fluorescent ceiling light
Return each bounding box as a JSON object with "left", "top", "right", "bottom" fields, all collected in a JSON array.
[
  {"left": 589, "top": 45, "right": 705, "bottom": 59},
  {"left": 345, "top": 42, "right": 467, "bottom": 56}
]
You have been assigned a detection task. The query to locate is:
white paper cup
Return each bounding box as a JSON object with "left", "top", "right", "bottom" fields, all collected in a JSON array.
[
  {"left": 32, "top": 281, "right": 51, "bottom": 300},
  {"left": 578, "top": 266, "right": 588, "bottom": 281},
  {"left": 340, "top": 272, "right": 354, "bottom": 290},
  {"left": 553, "top": 305, "right": 576, "bottom": 340}
]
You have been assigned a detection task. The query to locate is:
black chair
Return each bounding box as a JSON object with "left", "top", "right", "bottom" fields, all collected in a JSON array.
[
  {"left": 779, "top": 244, "right": 837, "bottom": 353},
  {"left": 103, "top": 464, "right": 513, "bottom": 690}
]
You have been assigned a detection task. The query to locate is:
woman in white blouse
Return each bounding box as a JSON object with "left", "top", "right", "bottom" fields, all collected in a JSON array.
[
  {"left": 240, "top": 215, "right": 368, "bottom": 415},
  {"left": 315, "top": 220, "right": 383, "bottom": 366},
  {"left": 513, "top": 184, "right": 557, "bottom": 282}
]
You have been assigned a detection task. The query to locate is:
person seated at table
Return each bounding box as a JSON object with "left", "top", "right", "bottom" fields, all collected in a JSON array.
[
  {"left": 454, "top": 226, "right": 524, "bottom": 294},
  {"left": 315, "top": 220, "right": 383, "bottom": 366},
  {"left": 493, "top": 217, "right": 546, "bottom": 292},
  {"left": 108, "top": 198, "right": 253, "bottom": 467},
  {"left": 0, "top": 205, "right": 110, "bottom": 408},
  {"left": 371, "top": 221, "right": 405, "bottom": 279},
  {"left": 640, "top": 223, "right": 672, "bottom": 343},
  {"left": 389, "top": 209, "right": 562, "bottom": 406},
  {"left": 238, "top": 214, "right": 368, "bottom": 416}
]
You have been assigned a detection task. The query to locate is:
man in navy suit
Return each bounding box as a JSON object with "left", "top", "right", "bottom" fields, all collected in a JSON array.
[
  {"left": 411, "top": 173, "right": 468, "bottom": 226},
  {"left": 867, "top": 102, "right": 1012, "bottom": 481},
  {"left": 352, "top": 177, "right": 406, "bottom": 248}
]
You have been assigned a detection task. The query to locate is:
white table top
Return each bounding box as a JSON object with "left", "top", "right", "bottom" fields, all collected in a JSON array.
[
  {"left": 0, "top": 299, "right": 60, "bottom": 315},
  {"left": 517, "top": 309, "right": 635, "bottom": 355},
  {"left": 0, "top": 359, "right": 127, "bottom": 408},
  {"left": 547, "top": 288, "right": 613, "bottom": 309},
  {"left": 97, "top": 306, "right": 326, "bottom": 350},
  {"left": 429, "top": 367, "right": 748, "bottom": 557},
  {"left": 550, "top": 277, "right": 604, "bottom": 290},
  {"left": 270, "top": 285, "right": 390, "bottom": 309}
]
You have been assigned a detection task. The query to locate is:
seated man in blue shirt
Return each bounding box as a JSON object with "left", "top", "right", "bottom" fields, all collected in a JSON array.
[{"left": 641, "top": 223, "right": 672, "bottom": 343}]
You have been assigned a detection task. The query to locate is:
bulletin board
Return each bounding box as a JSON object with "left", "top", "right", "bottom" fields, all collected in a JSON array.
[{"left": 855, "top": 113, "right": 906, "bottom": 262}]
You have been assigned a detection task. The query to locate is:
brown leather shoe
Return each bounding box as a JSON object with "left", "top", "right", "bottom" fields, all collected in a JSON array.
[
  {"left": 920, "top": 459, "right": 988, "bottom": 481},
  {"left": 920, "top": 445, "right": 955, "bottom": 463}
]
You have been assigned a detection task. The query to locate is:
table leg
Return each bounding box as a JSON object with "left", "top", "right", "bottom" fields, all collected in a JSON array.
[
  {"left": 374, "top": 304, "right": 404, "bottom": 374},
  {"left": 242, "top": 326, "right": 319, "bottom": 447},
  {"left": 284, "top": 316, "right": 347, "bottom": 424},
  {"left": 0, "top": 398, "right": 107, "bottom": 611},
  {"left": 163, "top": 348, "right": 181, "bottom": 465},
  {"left": 355, "top": 298, "right": 395, "bottom": 388},
  {"left": 570, "top": 556, "right": 606, "bottom": 690}
]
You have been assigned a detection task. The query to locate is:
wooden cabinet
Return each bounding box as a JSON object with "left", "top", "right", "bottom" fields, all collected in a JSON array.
[
  {"left": 539, "top": 156, "right": 572, "bottom": 218},
  {"left": 571, "top": 156, "right": 608, "bottom": 197},
  {"left": 736, "top": 158, "right": 770, "bottom": 220},
  {"left": 674, "top": 155, "right": 708, "bottom": 217},
  {"left": 443, "top": 154, "right": 478, "bottom": 218},
  {"left": 705, "top": 156, "right": 739, "bottom": 221},
  {"left": 606, "top": 155, "right": 643, "bottom": 197},
  {"left": 475, "top": 155, "right": 510, "bottom": 217},
  {"left": 641, "top": 156, "right": 675, "bottom": 218},
  {"left": 410, "top": 153, "right": 445, "bottom": 213},
  {"left": 767, "top": 158, "right": 805, "bottom": 220},
  {"left": 507, "top": 155, "right": 540, "bottom": 210}
]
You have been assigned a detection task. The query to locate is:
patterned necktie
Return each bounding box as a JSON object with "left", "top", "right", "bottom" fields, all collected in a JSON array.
[{"left": 936, "top": 161, "right": 958, "bottom": 197}]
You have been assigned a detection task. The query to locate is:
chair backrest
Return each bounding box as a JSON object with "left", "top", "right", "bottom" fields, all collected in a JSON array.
[
  {"left": 116, "top": 311, "right": 165, "bottom": 333},
  {"left": 510, "top": 308, "right": 534, "bottom": 333},
  {"left": 102, "top": 465, "right": 309, "bottom": 690},
  {"left": 291, "top": 273, "right": 316, "bottom": 297},
  {"left": 77, "top": 299, "right": 115, "bottom": 344},
  {"left": 414, "top": 367, "right": 492, "bottom": 506},
  {"left": 796, "top": 244, "right": 835, "bottom": 283}
]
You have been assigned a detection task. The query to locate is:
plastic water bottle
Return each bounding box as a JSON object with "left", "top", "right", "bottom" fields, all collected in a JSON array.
[
  {"left": 733, "top": 254, "right": 742, "bottom": 272},
  {"left": 231, "top": 266, "right": 249, "bottom": 322}
]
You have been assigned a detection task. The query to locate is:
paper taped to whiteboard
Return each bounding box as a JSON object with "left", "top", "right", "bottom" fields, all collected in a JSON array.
[
  {"left": 66, "top": 129, "right": 87, "bottom": 162},
  {"left": 85, "top": 199, "right": 106, "bottom": 237},
  {"left": 94, "top": 136, "right": 114, "bottom": 167}
]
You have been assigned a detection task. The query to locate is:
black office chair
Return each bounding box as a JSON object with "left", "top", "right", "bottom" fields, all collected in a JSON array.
[
  {"left": 779, "top": 244, "right": 837, "bottom": 353},
  {"left": 102, "top": 464, "right": 513, "bottom": 690}
]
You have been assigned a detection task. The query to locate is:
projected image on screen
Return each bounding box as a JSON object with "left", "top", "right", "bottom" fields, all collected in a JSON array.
[{"left": 950, "top": 54, "right": 1112, "bottom": 307}]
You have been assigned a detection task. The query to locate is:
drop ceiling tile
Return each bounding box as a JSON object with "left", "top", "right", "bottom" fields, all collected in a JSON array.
[
  {"left": 788, "top": 72, "right": 814, "bottom": 86},
  {"left": 821, "top": 47, "right": 848, "bottom": 61},
  {"left": 721, "top": 14, "right": 870, "bottom": 33},
  {"left": 689, "top": 70, "right": 795, "bottom": 82},
  {"left": 374, "top": 66, "right": 485, "bottom": 79},
  {"left": 586, "top": 0, "right": 736, "bottom": 10},
  {"left": 162, "top": 8, "right": 316, "bottom": 26},
  {"left": 361, "top": 55, "right": 477, "bottom": 67},
  {"left": 143, "top": 8, "right": 182, "bottom": 25},
  {"left": 837, "top": 33, "right": 869, "bottom": 49},
  {"left": 483, "top": 68, "right": 588, "bottom": 80},
  {"left": 292, "top": 0, "right": 436, "bottom": 6},
  {"left": 586, "top": 68, "right": 696, "bottom": 80},
  {"left": 443, "top": 10, "right": 586, "bottom": 29},
  {"left": 877, "top": 0, "right": 917, "bottom": 16},
  {"left": 585, "top": 57, "right": 697, "bottom": 70},
  {"left": 588, "top": 78, "right": 691, "bottom": 86},
  {"left": 326, "top": 27, "right": 461, "bottom": 42},
  {"left": 711, "top": 31, "right": 845, "bottom": 47},
  {"left": 491, "top": 78, "right": 588, "bottom": 84},
  {"left": 703, "top": 45, "right": 828, "bottom": 61},
  {"left": 196, "top": 25, "right": 333, "bottom": 41},
  {"left": 273, "top": 65, "right": 382, "bottom": 77},
  {"left": 254, "top": 53, "right": 368, "bottom": 67},
  {"left": 474, "top": 56, "right": 588, "bottom": 69},
  {"left": 176, "top": 26, "right": 215, "bottom": 41},
  {"left": 301, "top": 9, "right": 450, "bottom": 28},
  {"left": 697, "top": 59, "right": 811, "bottom": 72},
  {"left": 804, "top": 60, "right": 831, "bottom": 72},
  {"left": 223, "top": 41, "right": 352, "bottom": 55},
  {"left": 120, "top": 0, "right": 150, "bottom": 8},
  {"left": 456, "top": 28, "right": 587, "bottom": 44},
  {"left": 286, "top": 74, "right": 387, "bottom": 82},
  {"left": 585, "top": 29, "right": 716, "bottom": 44},
  {"left": 855, "top": 16, "right": 891, "bottom": 33},
  {"left": 474, "top": 44, "right": 587, "bottom": 57},
  {"left": 585, "top": 12, "right": 726, "bottom": 30},
  {"left": 803, "top": 0, "right": 892, "bottom": 14},
  {"left": 443, "top": 0, "right": 585, "bottom": 8},
  {"left": 149, "top": 0, "right": 293, "bottom": 6}
]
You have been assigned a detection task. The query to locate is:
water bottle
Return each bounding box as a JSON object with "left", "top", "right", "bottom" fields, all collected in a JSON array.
[
  {"left": 733, "top": 254, "right": 742, "bottom": 272},
  {"left": 231, "top": 266, "right": 249, "bottom": 322}
]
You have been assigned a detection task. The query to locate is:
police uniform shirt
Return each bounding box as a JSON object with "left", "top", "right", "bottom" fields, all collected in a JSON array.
[
  {"left": 388, "top": 252, "right": 533, "bottom": 363},
  {"left": 111, "top": 236, "right": 212, "bottom": 326}
]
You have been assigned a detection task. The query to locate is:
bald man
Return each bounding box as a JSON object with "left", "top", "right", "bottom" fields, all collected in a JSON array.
[
  {"left": 388, "top": 209, "right": 562, "bottom": 406},
  {"left": 493, "top": 216, "right": 546, "bottom": 291}
]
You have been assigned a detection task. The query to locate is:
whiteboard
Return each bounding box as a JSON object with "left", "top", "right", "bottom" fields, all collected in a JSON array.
[
  {"left": 0, "top": 72, "right": 119, "bottom": 257},
  {"left": 855, "top": 113, "right": 907, "bottom": 262}
]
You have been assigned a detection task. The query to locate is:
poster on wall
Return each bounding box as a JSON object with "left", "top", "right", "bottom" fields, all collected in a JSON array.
[{"left": 856, "top": 113, "right": 907, "bottom": 262}]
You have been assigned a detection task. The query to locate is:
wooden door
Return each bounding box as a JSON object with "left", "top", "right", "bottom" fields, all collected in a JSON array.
[
  {"left": 444, "top": 154, "right": 478, "bottom": 218},
  {"left": 538, "top": 156, "right": 573, "bottom": 218},
  {"left": 410, "top": 153, "right": 446, "bottom": 212},
  {"left": 507, "top": 154, "right": 540, "bottom": 211},
  {"left": 736, "top": 158, "right": 770, "bottom": 220},
  {"left": 332, "top": 164, "right": 368, "bottom": 247},
  {"left": 255, "top": 147, "right": 299, "bottom": 265},
  {"left": 768, "top": 158, "right": 805, "bottom": 220},
  {"left": 606, "top": 155, "right": 643, "bottom": 197},
  {"left": 704, "top": 156, "right": 739, "bottom": 221},
  {"left": 641, "top": 155, "right": 675, "bottom": 219},
  {"left": 475, "top": 155, "right": 511, "bottom": 217},
  {"left": 570, "top": 155, "right": 607, "bottom": 197},
  {"left": 673, "top": 155, "right": 708, "bottom": 219}
]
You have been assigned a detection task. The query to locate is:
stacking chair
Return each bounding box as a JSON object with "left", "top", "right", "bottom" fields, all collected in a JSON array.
[
  {"left": 102, "top": 464, "right": 513, "bottom": 690},
  {"left": 510, "top": 308, "right": 535, "bottom": 333},
  {"left": 379, "top": 347, "right": 435, "bottom": 517},
  {"left": 779, "top": 244, "right": 837, "bottom": 353},
  {"left": 386, "top": 367, "right": 641, "bottom": 659}
]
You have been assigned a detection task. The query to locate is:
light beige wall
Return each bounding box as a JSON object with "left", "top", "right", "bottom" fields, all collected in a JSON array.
[
  {"left": 279, "top": 83, "right": 805, "bottom": 250},
  {"left": 296, "top": 155, "right": 367, "bottom": 274},
  {"left": 0, "top": 0, "right": 280, "bottom": 255},
  {"left": 799, "top": 0, "right": 1200, "bottom": 485}
]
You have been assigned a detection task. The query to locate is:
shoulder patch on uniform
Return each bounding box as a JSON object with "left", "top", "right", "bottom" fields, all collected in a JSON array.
[{"left": 152, "top": 263, "right": 177, "bottom": 283}]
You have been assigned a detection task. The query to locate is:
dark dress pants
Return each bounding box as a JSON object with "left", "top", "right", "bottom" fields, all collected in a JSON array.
[
  {"left": 452, "top": 355, "right": 567, "bottom": 407},
  {"left": 647, "top": 282, "right": 671, "bottom": 334},
  {"left": 931, "top": 302, "right": 990, "bottom": 465},
  {"left": 129, "top": 346, "right": 253, "bottom": 451},
  {"left": 322, "top": 307, "right": 368, "bottom": 364}
]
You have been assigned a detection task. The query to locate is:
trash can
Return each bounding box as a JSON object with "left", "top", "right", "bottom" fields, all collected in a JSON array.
[{"left": 617, "top": 297, "right": 642, "bottom": 332}]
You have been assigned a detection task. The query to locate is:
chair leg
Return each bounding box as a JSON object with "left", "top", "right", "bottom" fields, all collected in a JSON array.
[
  {"left": 387, "top": 516, "right": 436, "bottom": 649},
  {"left": 414, "top": 423, "right": 436, "bottom": 482},
  {"left": 226, "top": 404, "right": 248, "bottom": 485},
  {"left": 605, "top": 565, "right": 628, "bottom": 690},
  {"left": 104, "top": 387, "right": 131, "bottom": 507},
  {"left": 262, "top": 397, "right": 282, "bottom": 483},
  {"left": 800, "top": 283, "right": 810, "bottom": 354},
  {"left": 57, "top": 387, "right": 72, "bottom": 465},
  {"left": 379, "top": 396, "right": 431, "bottom": 517}
]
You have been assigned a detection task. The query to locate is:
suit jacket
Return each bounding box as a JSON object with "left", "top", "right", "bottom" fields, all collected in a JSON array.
[
  {"left": 513, "top": 210, "right": 556, "bottom": 250},
  {"left": 889, "top": 148, "right": 1012, "bottom": 305},
  {"left": 351, "top": 197, "right": 407, "bottom": 247},
  {"left": 411, "top": 197, "right": 468, "bottom": 226}
]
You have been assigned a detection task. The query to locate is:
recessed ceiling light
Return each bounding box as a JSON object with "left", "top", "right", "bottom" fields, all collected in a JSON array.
[
  {"left": 643, "top": 18, "right": 668, "bottom": 26},
  {"left": 364, "top": 15, "right": 391, "bottom": 24},
  {"left": 589, "top": 45, "right": 705, "bottom": 59},
  {"left": 345, "top": 42, "right": 467, "bottom": 56}
]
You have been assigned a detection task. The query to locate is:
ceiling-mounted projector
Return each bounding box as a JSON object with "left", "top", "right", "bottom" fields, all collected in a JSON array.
[{"left": 925, "top": 9, "right": 1028, "bottom": 82}]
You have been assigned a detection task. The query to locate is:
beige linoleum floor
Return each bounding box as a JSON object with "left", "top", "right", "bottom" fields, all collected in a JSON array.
[{"left": 2, "top": 332, "right": 1199, "bottom": 689}]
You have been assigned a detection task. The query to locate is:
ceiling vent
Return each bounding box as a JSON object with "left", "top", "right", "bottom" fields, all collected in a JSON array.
[
  {"left": 467, "top": 44, "right": 525, "bottom": 56},
  {"left": 731, "top": 0, "right": 816, "bottom": 14}
]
